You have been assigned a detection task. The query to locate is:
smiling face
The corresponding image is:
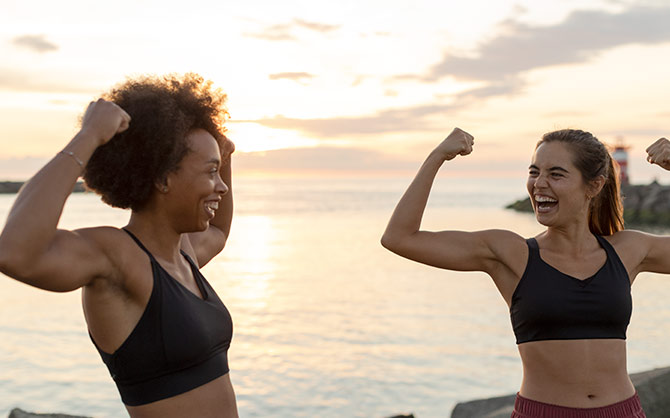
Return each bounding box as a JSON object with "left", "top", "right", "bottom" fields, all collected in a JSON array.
[
  {"left": 165, "top": 129, "right": 228, "bottom": 233},
  {"left": 526, "top": 141, "right": 596, "bottom": 228}
]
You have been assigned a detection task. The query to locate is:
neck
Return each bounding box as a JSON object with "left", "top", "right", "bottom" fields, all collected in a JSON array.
[
  {"left": 126, "top": 209, "right": 183, "bottom": 263},
  {"left": 540, "top": 219, "right": 598, "bottom": 256}
]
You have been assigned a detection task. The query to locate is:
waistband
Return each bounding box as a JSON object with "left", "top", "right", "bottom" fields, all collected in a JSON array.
[{"left": 512, "top": 392, "right": 646, "bottom": 418}]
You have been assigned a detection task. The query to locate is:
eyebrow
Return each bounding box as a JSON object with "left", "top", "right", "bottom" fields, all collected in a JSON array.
[
  {"left": 528, "top": 164, "right": 569, "bottom": 173},
  {"left": 206, "top": 158, "right": 221, "bottom": 165}
]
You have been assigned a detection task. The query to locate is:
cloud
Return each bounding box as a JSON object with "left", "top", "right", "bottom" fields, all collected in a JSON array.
[
  {"left": 599, "top": 128, "right": 668, "bottom": 138},
  {"left": 542, "top": 110, "right": 592, "bottom": 118},
  {"left": 268, "top": 72, "right": 315, "bottom": 82},
  {"left": 12, "top": 34, "right": 59, "bottom": 53},
  {"left": 233, "top": 146, "right": 527, "bottom": 177},
  {"left": 234, "top": 146, "right": 416, "bottom": 172},
  {"left": 238, "top": 103, "right": 455, "bottom": 137},
  {"left": 244, "top": 18, "right": 340, "bottom": 41},
  {"left": 246, "top": 4, "right": 670, "bottom": 138},
  {"left": 293, "top": 19, "right": 340, "bottom": 33},
  {"left": 244, "top": 23, "right": 295, "bottom": 41},
  {"left": 427, "top": 5, "right": 670, "bottom": 84},
  {"left": 456, "top": 76, "right": 525, "bottom": 99},
  {"left": 372, "top": 4, "right": 670, "bottom": 116}
]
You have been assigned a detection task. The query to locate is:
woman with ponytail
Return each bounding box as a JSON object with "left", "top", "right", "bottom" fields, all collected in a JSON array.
[{"left": 382, "top": 128, "right": 670, "bottom": 417}]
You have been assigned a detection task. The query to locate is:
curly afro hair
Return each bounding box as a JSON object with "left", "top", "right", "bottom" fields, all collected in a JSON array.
[{"left": 83, "top": 73, "right": 229, "bottom": 211}]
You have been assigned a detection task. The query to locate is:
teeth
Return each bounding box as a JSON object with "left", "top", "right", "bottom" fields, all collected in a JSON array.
[
  {"left": 205, "top": 202, "right": 219, "bottom": 212},
  {"left": 535, "top": 195, "right": 557, "bottom": 203}
]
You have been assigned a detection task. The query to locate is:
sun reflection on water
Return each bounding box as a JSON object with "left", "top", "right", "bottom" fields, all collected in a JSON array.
[{"left": 204, "top": 214, "right": 278, "bottom": 311}]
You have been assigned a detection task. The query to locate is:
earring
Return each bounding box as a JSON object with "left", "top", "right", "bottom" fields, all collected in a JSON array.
[{"left": 162, "top": 186, "right": 168, "bottom": 193}]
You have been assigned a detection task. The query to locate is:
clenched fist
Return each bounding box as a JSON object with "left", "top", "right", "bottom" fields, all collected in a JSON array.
[
  {"left": 435, "top": 128, "right": 475, "bottom": 161},
  {"left": 646, "top": 137, "right": 670, "bottom": 171},
  {"left": 80, "top": 99, "right": 131, "bottom": 146},
  {"left": 220, "top": 135, "right": 236, "bottom": 161}
]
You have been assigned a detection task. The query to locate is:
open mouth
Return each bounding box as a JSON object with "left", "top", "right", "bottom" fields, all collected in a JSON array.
[
  {"left": 534, "top": 195, "right": 558, "bottom": 212},
  {"left": 204, "top": 201, "right": 219, "bottom": 217}
]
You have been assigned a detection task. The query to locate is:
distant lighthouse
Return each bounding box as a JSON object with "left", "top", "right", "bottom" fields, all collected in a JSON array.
[{"left": 612, "top": 139, "right": 630, "bottom": 186}]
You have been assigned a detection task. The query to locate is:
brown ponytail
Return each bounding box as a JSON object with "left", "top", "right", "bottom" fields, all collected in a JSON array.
[{"left": 538, "top": 129, "right": 624, "bottom": 235}]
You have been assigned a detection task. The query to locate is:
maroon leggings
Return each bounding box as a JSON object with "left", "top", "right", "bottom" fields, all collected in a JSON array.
[{"left": 511, "top": 393, "right": 646, "bottom": 418}]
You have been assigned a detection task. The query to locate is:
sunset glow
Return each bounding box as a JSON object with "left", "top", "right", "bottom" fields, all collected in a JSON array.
[{"left": 1, "top": 0, "right": 669, "bottom": 180}]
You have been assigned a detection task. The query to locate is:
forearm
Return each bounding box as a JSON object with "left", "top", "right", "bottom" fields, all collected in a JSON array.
[
  {"left": 382, "top": 150, "right": 445, "bottom": 244},
  {"left": 0, "top": 131, "right": 99, "bottom": 264},
  {"left": 209, "top": 156, "right": 233, "bottom": 240}
]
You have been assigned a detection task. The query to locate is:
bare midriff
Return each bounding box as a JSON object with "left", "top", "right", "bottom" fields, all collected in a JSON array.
[
  {"left": 125, "top": 373, "right": 238, "bottom": 418},
  {"left": 518, "top": 339, "right": 635, "bottom": 408}
]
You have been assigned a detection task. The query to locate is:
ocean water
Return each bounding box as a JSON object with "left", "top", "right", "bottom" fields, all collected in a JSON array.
[{"left": 1, "top": 176, "right": 670, "bottom": 418}]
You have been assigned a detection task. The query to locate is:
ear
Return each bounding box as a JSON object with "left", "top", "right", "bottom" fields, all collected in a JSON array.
[
  {"left": 587, "top": 175, "right": 606, "bottom": 198},
  {"left": 155, "top": 176, "right": 171, "bottom": 194}
]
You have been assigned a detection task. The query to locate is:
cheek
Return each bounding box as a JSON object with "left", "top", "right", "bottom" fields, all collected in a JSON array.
[{"left": 526, "top": 178, "right": 535, "bottom": 194}]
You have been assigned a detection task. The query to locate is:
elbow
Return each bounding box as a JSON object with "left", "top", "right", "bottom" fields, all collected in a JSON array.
[
  {"left": 0, "top": 236, "right": 12, "bottom": 276},
  {"left": 0, "top": 253, "right": 7, "bottom": 277},
  {"left": 0, "top": 236, "right": 32, "bottom": 280},
  {"left": 380, "top": 231, "right": 401, "bottom": 252},
  {"left": 0, "top": 249, "right": 22, "bottom": 279},
  {"left": 382, "top": 227, "right": 419, "bottom": 255}
]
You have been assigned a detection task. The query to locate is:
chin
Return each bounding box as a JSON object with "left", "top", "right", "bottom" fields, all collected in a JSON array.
[{"left": 534, "top": 213, "right": 555, "bottom": 227}]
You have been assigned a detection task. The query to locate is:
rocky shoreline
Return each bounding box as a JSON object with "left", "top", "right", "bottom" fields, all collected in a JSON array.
[
  {"left": 507, "top": 181, "right": 670, "bottom": 228},
  {"left": 9, "top": 366, "right": 670, "bottom": 417},
  {"left": 0, "top": 181, "right": 86, "bottom": 194},
  {"left": 8, "top": 410, "right": 91, "bottom": 418}
]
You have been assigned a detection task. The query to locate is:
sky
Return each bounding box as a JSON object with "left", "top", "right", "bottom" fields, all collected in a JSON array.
[{"left": 1, "top": 0, "right": 669, "bottom": 181}]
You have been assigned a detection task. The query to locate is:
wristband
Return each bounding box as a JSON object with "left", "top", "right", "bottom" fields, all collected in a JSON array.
[{"left": 60, "top": 150, "right": 85, "bottom": 168}]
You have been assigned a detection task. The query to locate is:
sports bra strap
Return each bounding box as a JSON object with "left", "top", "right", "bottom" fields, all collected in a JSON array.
[
  {"left": 122, "top": 228, "right": 156, "bottom": 261},
  {"left": 594, "top": 234, "right": 614, "bottom": 257},
  {"left": 526, "top": 237, "right": 540, "bottom": 256}
]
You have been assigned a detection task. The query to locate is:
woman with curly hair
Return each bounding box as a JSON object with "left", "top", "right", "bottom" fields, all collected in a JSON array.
[
  {"left": 0, "top": 73, "right": 238, "bottom": 417},
  {"left": 381, "top": 128, "right": 670, "bottom": 417}
]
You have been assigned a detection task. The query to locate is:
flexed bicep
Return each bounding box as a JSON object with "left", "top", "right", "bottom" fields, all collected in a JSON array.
[
  {"left": 0, "top": 227, "right": 115, "bottom": 292},
  {"left": 383, "top": 228, "right": 524, "bottom": 273}
]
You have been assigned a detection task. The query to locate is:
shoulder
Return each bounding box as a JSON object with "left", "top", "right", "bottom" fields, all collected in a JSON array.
[
  {"left": 479, "top": 229, "right": 529, "bottom": 272},
  {"left": 604, "top": 229, "right": 652, "bottom": 254},
  {"left": 74, "top": 226, "right": 133, "bottom": 257},
  {"left": 74, "top": 226, "right": 150, "bottom": 287},
  {"left": 480, "top": 229, "right": 528, "bottom": 254},
  {"left": 603, "top": 229, "right": 659, "bottom": 278},
  {"left": 74, "top": 225, "right": 126, "bottom": 241}
]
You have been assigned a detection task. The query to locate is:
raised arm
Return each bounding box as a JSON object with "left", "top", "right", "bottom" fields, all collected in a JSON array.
[
  {"left": 0, "top": 99, "right": 130, "bottom": 291},
  {"left": 381, "top": 128, "right": 522, "bottom": 274},
  {"left": 186, "top": 137, "right": 235, "bottom": 267},
  {"left": 628, "top": 137, "right": 670, "bottom": 276}
]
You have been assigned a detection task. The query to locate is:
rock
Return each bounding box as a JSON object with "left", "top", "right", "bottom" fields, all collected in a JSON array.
[
  {"left": 450, "top": 366, "right": 670, "bottom": 418},
  {"left": 505, "top": 181, "right": 670, "bottom": 228},
  {"left": 450, "top": 394, "right": 516, "bottom": 418},
  {"left": 632, "top": 366, "right": 670, "bottom": 417},
  {"left": 8, "top": 409, "right": 91, "bottom": 418},
  {"left": 0, "top": 181, "right": 87, "bottom": 194}
]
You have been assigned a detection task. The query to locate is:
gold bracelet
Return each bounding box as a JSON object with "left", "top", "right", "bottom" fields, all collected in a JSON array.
[{"left": 60, "top": 150, "right": 84, "bottom": 168}]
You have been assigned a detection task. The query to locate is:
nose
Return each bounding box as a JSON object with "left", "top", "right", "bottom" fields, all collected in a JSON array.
[
  {"left": 533, "top": 173, "right": 548, "bottom": 189},
  {"left": 216, "top": 174, "right": 229, "bottom": 195}
]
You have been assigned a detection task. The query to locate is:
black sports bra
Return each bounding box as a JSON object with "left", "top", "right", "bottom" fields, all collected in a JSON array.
[
  {"left": 510, "top": 235, "right": 631, "bottom": 344},
  {"left": 90, "top": 229, "right": 233, "bottom": 406}
]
